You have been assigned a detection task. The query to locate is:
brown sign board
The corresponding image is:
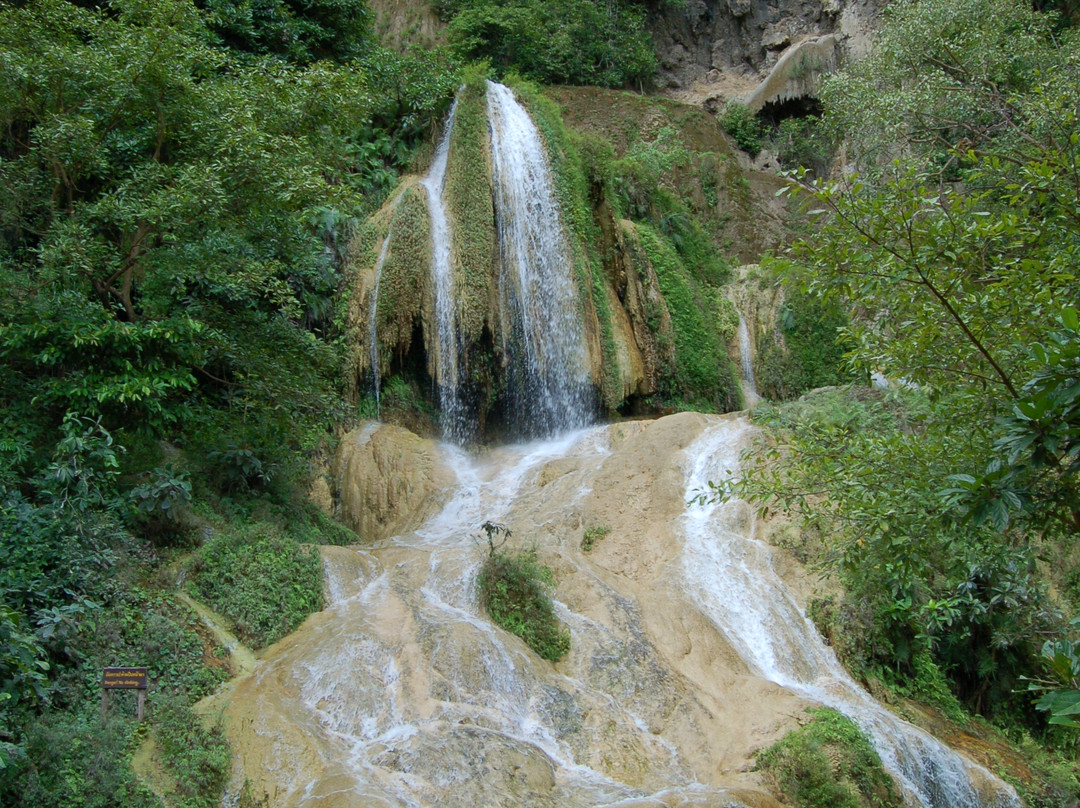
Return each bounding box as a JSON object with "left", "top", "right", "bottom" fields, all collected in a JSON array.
[{"left": 102, "top": 667, "right": 148, "bottom": 690}]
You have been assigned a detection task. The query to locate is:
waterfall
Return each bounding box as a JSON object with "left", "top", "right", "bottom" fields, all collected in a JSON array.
[
  {"left": 681, "top": 419, "right": 1021, "bottom": 808},
  {"left": 222, "top": 415, "right": 1023, "bottom": 808},
  {"left": 422, "top": 99, "right": 470, "bottom": 444},
  {"left": 736, "top": 315, "right": 761, "bottom": 407},
  {"left": 487, "top": 81, "right": 593, "bottom": 437},
  {"left": 368, "top": 228, "right": 394, "bottom": 418}
]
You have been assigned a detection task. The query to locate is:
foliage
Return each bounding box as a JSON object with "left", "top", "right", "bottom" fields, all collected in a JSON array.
[
  {"left": 0, "top": 0, "right": 460, "bottom": 488},
  {"left": 581, "top": 524, "right": 610, "bottom": 551},
  {"left": 719, "top": 102, "right": 763, "bottom": 158},
  {"left": 765, "top": 115, "right": 834, "bottom": 175},
  {"left": 154, "top": 696, "right": 232, "bottom": 808},
  {"left": 197, "top": 0, "right": 372, "bottom": 63},
  {"left": 445, "top": 0, "right": 655, "bottom": 88},
  {"left": 478, "top": 547, "right": 570, "bottom": 661},
  {"left": 186, "top": 521, "right": 324, "bottom": 648},
  {"left": 755, "top": 285, "right": 853, "bottom": 401},
  {"left": 726, "top": 388, "right": 1057, "bottom": 715},
  {"left": 757, "top": 708, "right": 902, "bottom": 808},
  {"left": 634, "top": 224, "right": 741, "bottom": 412},
  {"left": 3, "top": 710, "right": 158, "bottom": 808},
  {"left": 820, "top": 0, "right": 1072, "bottom": 173}
]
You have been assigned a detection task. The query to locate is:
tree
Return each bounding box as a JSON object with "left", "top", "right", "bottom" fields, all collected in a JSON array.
[{"left": 722, "top": 0, "right": 1080, "bottom": 716}]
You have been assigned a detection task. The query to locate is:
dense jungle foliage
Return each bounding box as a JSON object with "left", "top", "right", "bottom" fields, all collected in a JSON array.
[
  {"left": 717, "top": 0, "right": 1080, "bottom": 799},
  {"left": 0, "top": 0, "right": 459, "bottom": 803},
  {"left": 4, "top": 0, "right": 1080, "bottom": 803}
]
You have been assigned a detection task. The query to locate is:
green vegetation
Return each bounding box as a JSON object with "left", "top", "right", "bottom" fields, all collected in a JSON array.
[
  {"left": 755, "top": 286, "right": 853, "bottom": 401},
  {"left": 186, "top": 522, "right": 325, "bottom": 648},
  {"left": 581, "top": 524, "right": 610, "bottom": 551},
  {"left": 719, "top": 102, "right": 763, "bottom": 158},
  {"left": 712, "top": 0, "right": 1080, "bottom": 758},
  {"left": 0, "top": 1, "right": 457, "bottom": 803},
  {"left": 757, "top": 708, "right": 902, "bottom": 808},
  {"left": 442, "top": 0, "right": 655, "bottom": 88},
  {"left": 633, "top": 225, "right": 741, "bottom": 412},
  {"left": 477, "top": 524, "right": 570, "bottom": 660}
]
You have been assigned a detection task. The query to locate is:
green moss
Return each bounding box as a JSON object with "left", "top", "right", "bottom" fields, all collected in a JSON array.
[
  {"left": 376, "top": 185, "right": 431, "bottom": 361},
  {"left": 633, "top": 223, "right": 740, "bottom": 412},
  {"left": 757, "top": 708, "right": 903, "bottom": 808},
  {"left": 445, "top": 75, "right": 496, "bottom": 342}
]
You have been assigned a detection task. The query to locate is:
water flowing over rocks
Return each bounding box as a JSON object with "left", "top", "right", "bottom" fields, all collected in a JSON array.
[{"left": 217, "top": 415, "right": 1020, "bottom": 808}]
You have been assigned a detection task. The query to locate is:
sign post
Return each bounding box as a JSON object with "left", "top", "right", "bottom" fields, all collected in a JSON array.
[{"left": 101, "top": 667, "right": 149, "bottom": 721}]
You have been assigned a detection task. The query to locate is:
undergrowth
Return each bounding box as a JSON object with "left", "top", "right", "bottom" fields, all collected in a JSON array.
[{"left": 186, "top": 522, "right": 325, "bottom": 648}]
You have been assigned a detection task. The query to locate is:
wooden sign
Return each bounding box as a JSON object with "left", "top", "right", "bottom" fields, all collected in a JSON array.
[
  {"left": 101, "top": 667, "right": 149, "bottom": 721},
  {"left": 102, "top": 667, "right": 148, "bottom": 690}
]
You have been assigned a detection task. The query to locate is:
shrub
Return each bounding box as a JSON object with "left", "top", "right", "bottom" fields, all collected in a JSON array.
[
  {"left": 719, "top": 103, "right": 763, "bottom": 158},
  {"left": 757, "top": 708, "right": 902, "bottom": 808},
  {"left": 186, "top": 522, "right": 324, "bottom": 648},
  {"left": 581, "top": 524, "right": 610, "bottom": 551},
  {"left": 478, "top": 549, "right": 570, "bottom": 660}
]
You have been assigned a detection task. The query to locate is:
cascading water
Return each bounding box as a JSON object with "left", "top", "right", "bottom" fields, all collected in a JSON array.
[
  {"left": 422, "top": 99, "right": 470, "bottom": 444},
  {"left": 736, "top": 315, "right": 760, "bottom": 407},
  {"left": 220, "top": 414, "right": 1023, "bottom": 808},
  {"left": 681, "top": 419, "right": 1021, "bottom": 808},
  {"left": 487, "top": 81, "right": 593, "bottom": 437},
  {"left": 368, "top": 229, "right": 394, "bottom": 418}
]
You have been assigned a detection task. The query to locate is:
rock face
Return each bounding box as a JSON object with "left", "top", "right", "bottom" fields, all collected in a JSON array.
[
  {"left": 333, "top": 422, "right": 454, "bottom": 542},
  {"left": 649, "top": 0, "right": 883, "bottom": 109}
]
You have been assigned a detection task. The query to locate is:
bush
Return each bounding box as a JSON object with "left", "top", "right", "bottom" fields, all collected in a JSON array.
[
  {"left": 186, "top": 522, "right": 324, "bottom": 648},
  {"left": 719, "top": 102, "right": 763, "bottom": 158},
  {"left": 446, "top": 0, "right": 655, "bottom": 88},
  {"left": 3, "top": 711, "right": 158, "bottom": 808},
  {"left": 478, "top": 549, "right": 570, "bottom": 660},
  {"left": 155, "top": 696, "right": 232, "bottom": 808},
  {"left": 757, "top": 708, "right": 902, "bottom": 808}
]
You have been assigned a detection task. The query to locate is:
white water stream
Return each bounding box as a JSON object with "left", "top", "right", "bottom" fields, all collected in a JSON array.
[
  {"left": 736, "top": 316, "right": 761, "bottom": 408},
  {"left": 222, "top": 416, "right": 1020, "bottom": 808},
  {"left": 368, "top": 224, "right": 395, "bottom": 418},
  {"left": 422, "top": 100, "right": 469, "bottom": 444},
  {"left": 487, "top": 81, "right": 593, "bottom": 437},
  {"left": 682, "top": 419, "right": 1020, "bottom": 808}
]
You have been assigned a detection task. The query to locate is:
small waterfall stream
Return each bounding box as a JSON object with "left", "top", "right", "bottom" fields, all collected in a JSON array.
[
  {"left": 682, "top": 419, "right": 1020, "bottom": 808},
  {"left": 422, "top": 100, "right": 469, "bottom": 443},
  {"left": 368, "top": 227, "right": 394, "bottom": 418},
  {"left": 487, "top": 81, "right": 593, "bottom": 437},
  {"left": 736, "top": 316, "right": 761, "bottom": 408},
  {"left": 221, "top": 416, "right": 1020, "bottom": 808}
]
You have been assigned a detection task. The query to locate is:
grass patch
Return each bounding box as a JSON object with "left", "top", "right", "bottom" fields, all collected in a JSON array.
[
  {"left": 581, "top": 524, "right": 610, "bottom": 551},
  {"left": 478, "top": 548, "right": 570, "bottom": 661},
  {"left": 186, "top": 521, "right": 324, "bottom": 648},
  {"left": 757, "top": 707, "right": 902, "bottom": 808}
]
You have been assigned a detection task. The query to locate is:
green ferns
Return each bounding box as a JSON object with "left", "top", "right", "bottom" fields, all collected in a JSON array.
[{"left": 479, "top": 549, "right": 570, "bottom": 661}]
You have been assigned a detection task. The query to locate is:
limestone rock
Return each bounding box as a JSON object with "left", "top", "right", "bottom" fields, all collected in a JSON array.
[{"left": 333, "top": 422, "right": 454, "bottom": 542}]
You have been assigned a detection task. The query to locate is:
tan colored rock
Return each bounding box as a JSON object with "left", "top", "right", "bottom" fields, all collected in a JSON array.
[{"left": 332, "top": 422, "right": 454, "bottom": 542}]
